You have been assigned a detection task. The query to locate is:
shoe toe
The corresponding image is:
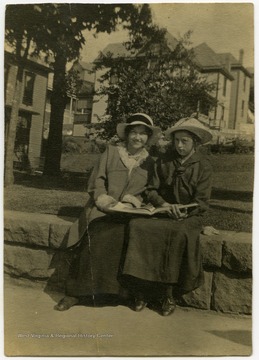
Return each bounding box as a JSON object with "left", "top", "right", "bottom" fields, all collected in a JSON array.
[
  {"left": 134, "top": 300, "right": 147, "bottom": 312},
  {"left": 55, "top": 303, "right": 67, "bottom": 311},
  {"left": 55, "top": 297, "right": 78, "bottom": 311},
  {"left": 161, "top": 297, "right": 176, "bottom": 316}
]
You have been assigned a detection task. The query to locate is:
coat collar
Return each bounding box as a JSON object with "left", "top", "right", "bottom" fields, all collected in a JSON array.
[
  {"left": 163, "top": 148, "right": 203, "bottom": 166},
  {"left": 174, "top": 150, "right": 202, "bottom": 166}
]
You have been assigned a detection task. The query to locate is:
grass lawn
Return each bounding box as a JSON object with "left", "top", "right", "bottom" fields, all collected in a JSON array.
[
  {"left": 209, "top": 153, "right": 254, "bottom": 192},
  {"left": 4, "top": 153, "right": 254, "bottom": 232}
]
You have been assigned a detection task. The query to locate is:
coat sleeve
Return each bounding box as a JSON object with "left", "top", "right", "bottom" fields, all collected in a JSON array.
[
  {"left": 145, "top": 158, "right": 167, "bottom": 206},
  {"left": 87, "top": 145, "right": 116, "bottom": 207},
  {"left": 189, "top": 158, "right": 213, "bottom": 215}
]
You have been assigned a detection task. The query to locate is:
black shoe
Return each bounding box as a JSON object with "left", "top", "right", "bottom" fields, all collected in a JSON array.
[
  {"left": 161, "top": 296, "right": 176, "bottom": 316},
  {"left": 133, "top": 299, "right": 147, "bottom": 312},
  {"left": 55, "top": 296, "right": 79, "bottom": 311}
]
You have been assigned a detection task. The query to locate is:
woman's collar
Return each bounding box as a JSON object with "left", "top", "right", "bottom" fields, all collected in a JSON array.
[
  {"left": 117, "top": 141, "right": 148, "bottom": 158},
  {"left": 174, "top": 149, "right": 203, "bottom": 165},
  {"left": 178, "top": 148, "right": 196, "bottom": 164}
]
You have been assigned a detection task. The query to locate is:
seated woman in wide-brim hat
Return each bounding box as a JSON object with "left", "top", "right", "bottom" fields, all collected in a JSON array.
[
  {"left": 122, "top": 117, "right": 213, "bottom": 316},
  {"left": 55, "top": 113, "right": 161, "bottom": 311}
]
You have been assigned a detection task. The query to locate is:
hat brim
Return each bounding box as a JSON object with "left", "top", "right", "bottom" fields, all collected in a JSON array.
[
  {"left": 117, "top": 122, "right": 161, "bottom": 144},
  {"left": 165, "top": 125, "right": 212, "bottom": 144}
]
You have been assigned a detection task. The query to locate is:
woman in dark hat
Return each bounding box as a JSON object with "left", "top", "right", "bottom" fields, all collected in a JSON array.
[
  {"left": 55, "top": 113, "right": 160, "bottom": 311},
  {"left": 122, "top": 117, "right": 213, "bottom": 316}
]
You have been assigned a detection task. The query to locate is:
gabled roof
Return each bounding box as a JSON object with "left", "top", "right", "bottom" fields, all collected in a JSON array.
[
  {"left": 94, "top": 36, "right": 245, "bottom": 81},
  {"left": 97, "top": 42, "right": 138, "bottom": 60},
  {"left": 217, "top": 52, "right": 239, "bottom": 65},
  {"left": 78, "top": 60, "right": 95, "bottom": 71},
  {"left": 193, "top": 43, "right": 223, "bottom": 68},
  {"left": 96, "top": 31, "right": 178, "bottom": 61},
  {"left": 5, "top": 50, "right": 52, "bottom": 73},
  {"left": 72, "top": 59, "right": 94, "bottom": 72},
  {"left": 217, "top": 52, "right": 252, "bottom": 78},
  {"left": 136, "top": 30, "right": 178, "bottom": 58},
  {"left": 192, "top": 43, "right": 234, "bottom": 80},
  {"left": 164, "top": 32, "right": 178, "bottom": 51}
]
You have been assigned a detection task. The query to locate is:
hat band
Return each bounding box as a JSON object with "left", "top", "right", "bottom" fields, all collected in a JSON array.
[{"left": 127, "top": 115, "right": 153, "bottom": 127}]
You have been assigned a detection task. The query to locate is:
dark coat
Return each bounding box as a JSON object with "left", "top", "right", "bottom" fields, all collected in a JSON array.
[
  {"left": 122, "top": 148, "right": 213, "bottom": 293},
  {"left": 147, "top": 149, "right": 213, "bottom": 215}
]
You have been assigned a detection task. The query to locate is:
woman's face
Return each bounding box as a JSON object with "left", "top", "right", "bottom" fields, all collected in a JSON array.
[
  {"left": 174, "top": 130, "right": 195, "bottom": 157},
  {"left": 126, "top": 125, "right": 149, "bottom": 154}
]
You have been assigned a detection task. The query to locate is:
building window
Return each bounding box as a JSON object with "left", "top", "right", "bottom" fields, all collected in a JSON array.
[
  {"left": 4, "top": 64, "right": 11, "bottom": 102},
  {"left": 243, "top": 75, "right": 246, "bottom": 92},
  {"left": 147, "top": 59, "right": 157, "bottom": 70},
  {"left": 14, "top": 112, "right": 32, "bottom": 169},
  {"left": 221, "top": 105, "right": 225, "bottom": 121},
  {"left": 149, "top": 43, "right": 161, "bottom": 56},
  {"left": 223, "top": 77, "right": 227, "bottom": 96},
  {"left": 110, "top": 73, "right": 118, "bottom": 85},
  {"left": 76, "top": 98, "right": 92, "bottom": 114},
  {"left": 241, "top": 100, "right": 245, "bottom": 117},
  {"left": 22, "top": 72, "right": 35, "bottom": 106}
]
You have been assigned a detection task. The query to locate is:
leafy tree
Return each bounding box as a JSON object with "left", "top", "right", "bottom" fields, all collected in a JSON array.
[
  {"left": 65, "top": 69, "right": 84, "bottom": 99},
  {"left": 95, "top": 29, "right": 217, "bottom": 139},
  {"left": 5, "top": 3, "right": 153, "bottom": 181},
  {"left": 33, "top": 3, "right": 154, "bottom": 176}
]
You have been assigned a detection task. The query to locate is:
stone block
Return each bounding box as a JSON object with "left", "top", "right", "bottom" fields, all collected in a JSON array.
[
  {"left": 200, "top": 235, "right": 222, "bottom": 268},
  {"left": 181, "top": 271, "right": 213, "bottom": 310},
  {"left": 4, "top": 244, "right": 55, "bottom": 279},
  {"left": 49, "top": 223, "right": 70, "bottom": 249},
  {"left": 4, "top": 211, "right": 49, "bottom": 247},
  {"left": 49, "top": 215, "right": 81, "bottom": 249},
  {"left": 222, "top": 233, "right": 252, "bottom": 273},
  {"left": 212, "top": 271, "right": 252, "bottom": 314}
]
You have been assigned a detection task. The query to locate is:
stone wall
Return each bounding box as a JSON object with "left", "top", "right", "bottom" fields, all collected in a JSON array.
[
  {"left": 182, "top": 232, "right": 252, "bottom": 314},
  {"left": 4, "top": 210, "right": 252, "bottom": 315}
]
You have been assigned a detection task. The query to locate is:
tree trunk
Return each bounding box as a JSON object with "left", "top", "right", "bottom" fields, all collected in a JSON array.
[
  {"left": 43, "top": 54, "right": 67, "bottom": 176},
  {"left": 4, "top": 65, "right": 24, "bottom": 186}
]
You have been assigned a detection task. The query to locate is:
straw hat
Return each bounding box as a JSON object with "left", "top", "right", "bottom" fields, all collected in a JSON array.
[
  {"left": 116, "top": 113, "right": 161, "bottom": 144},
  {"left": 165, "top": 117, "right": 212, "bottom": 144}
]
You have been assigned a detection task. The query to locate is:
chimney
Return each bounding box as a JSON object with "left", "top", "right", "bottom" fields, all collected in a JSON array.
[
  {"left": 239, "top": 49, "right": 244, "bottom": 65},
  {"left": 225, "top": 54, "right": 231, "bottom": 72}
]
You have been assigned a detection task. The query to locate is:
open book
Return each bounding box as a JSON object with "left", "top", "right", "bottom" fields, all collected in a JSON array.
[{"left": 108, "top": 202, "right": 199, "bottom": 216}]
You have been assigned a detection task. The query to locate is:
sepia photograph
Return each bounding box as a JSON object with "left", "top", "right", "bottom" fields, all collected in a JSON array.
[{"left": 3, "top": 1, "right": 255, "bottom": 357}]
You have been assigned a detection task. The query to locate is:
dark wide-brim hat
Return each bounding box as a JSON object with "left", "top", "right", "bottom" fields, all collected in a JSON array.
[
  {"left": 165, "top": 117, "right": 212, "bottom": 144},
  {"left": 116, "top": 113, "right": 161, "bottom": 144}
]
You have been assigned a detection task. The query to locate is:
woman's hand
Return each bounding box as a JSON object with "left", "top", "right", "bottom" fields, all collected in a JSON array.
[
  {"left": 121, "top": 194, "right": 142, "bottom": 208},
  {"left": 162, "top": 202, "right": 188, "bottom": 220},
  {"left": 96, "top": 194, "right": 118, "bottom": 212},
  {"left": 122, "top": 202, "right": 134, "bottom": 209}
]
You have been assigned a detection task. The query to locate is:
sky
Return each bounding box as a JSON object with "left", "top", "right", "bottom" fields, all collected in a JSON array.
[{"left": 80, "top": 3, "right": 254, "bottom": 68}]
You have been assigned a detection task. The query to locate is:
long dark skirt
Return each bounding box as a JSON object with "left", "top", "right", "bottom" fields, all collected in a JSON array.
[
  {"left": 122, "top": 216, "right": 204, "bottom": 294},
  {"left": 65, "top": 216, "right": 129, "bottom": 298}
]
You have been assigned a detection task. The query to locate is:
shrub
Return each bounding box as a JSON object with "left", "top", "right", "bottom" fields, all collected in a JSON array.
[
  {"left": 95, "top": 140, "right": 107, "bottom": 153},
  {"left": 62, "top": 137, "right": 82, "bottom": 154},
  {"left": 210, "top": 137, "right": 254, "bottom": 154}
]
